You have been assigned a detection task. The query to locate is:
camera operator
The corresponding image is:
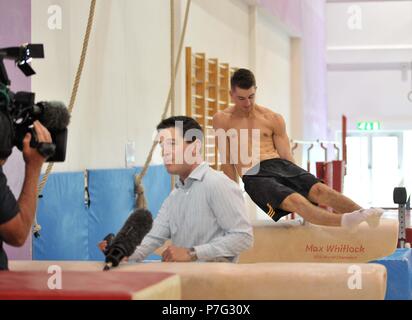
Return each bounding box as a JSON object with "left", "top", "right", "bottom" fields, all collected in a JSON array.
[{"left": 0, "top": 115, "right": 52, "bottom": 271}]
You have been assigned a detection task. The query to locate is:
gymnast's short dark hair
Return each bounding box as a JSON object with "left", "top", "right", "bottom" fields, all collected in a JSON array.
[
  {"left": 231, "top": 68, "right": 256, "bottom": 90},
  {"left": 157, "top": 116, "right": 203, "bottom": 143}
]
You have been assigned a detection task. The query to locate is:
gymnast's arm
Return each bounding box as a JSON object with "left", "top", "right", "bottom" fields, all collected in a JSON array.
[
  {"left": 272, "top": 113, "right": 295, "bottom": 163},
  {"left": 212, "top": 113, "right": 239, "bottom": 183}
]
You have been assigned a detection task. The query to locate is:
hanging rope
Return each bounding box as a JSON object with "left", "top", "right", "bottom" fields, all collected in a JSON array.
[
  {"left": 33, "top": 0, "right": 97, "bottom": 236},
  {"left": 170, "top": 0, "right": 176, "bottom": 115},
  {"left": 170, "top": 0, "right": 176, "bottom": 190},
  {"left": 135, "top": 0, "right": 192, "bottom": 209}
]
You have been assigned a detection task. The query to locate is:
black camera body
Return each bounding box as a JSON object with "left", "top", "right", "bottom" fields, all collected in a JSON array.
[{"left": 0, "top": 44, "right": 69, "bottom": 162}]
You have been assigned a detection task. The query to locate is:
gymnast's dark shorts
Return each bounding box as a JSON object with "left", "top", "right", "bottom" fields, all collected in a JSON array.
[{"left": 242, "top": 158, "right": 321, "bottom": 222}]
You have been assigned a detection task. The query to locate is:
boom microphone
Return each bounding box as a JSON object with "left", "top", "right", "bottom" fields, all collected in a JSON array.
[
  {"left": 34, "top": 101, "right": 71, "bottom": 130},
  {"left": 10, "top": 100, "right": 71, "bottom": 162},
  {"left": 103, "top": 208, "right": 153, "bottom": 271},
  {"left": 34, "top": 101, "right": 70, "bottom": 162}
]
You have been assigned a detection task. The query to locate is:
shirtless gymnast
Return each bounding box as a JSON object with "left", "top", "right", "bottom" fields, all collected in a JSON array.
[{"left": 212, "top": 68, "right": 383, "bottom": 228}]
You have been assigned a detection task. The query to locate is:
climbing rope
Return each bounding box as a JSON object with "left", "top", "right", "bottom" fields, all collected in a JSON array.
[
  {"left": 134, "top": 0, "right": 192, "bottom": 209},
  {"left": 32, "top": 0, "right": 191, "bottom": 233},
  {"left": 33, "top": 0, "right": 97, "bottom": 236}
]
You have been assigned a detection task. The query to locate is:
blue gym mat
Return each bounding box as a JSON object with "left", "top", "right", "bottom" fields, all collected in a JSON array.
[
  {"left": 33, "top": 165, "right": 170, "bottom": 261},
  {"left": 371, "top": 248, "right": 412, "bottom": 300}
]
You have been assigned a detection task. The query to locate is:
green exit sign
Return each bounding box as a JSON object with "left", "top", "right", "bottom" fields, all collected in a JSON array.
[{"left": 357, "top": 121, "right": 381, "bottom": 131}]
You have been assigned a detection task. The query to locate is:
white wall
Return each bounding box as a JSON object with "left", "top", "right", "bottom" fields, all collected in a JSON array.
[
  {"left": 182, "top": 1, "right": 291, "bottom": 128},
  {"left": 327, "top": 1, "right": 412, "bottom": 47},
  {"left": 326, "top": 1, "right": 412, "bottom": 132},
  {"left": 327, "top": 69, "right": 412, "bottom": 130},
  {"left": 31, "top": 0, "right": 294, "bottom": 172},
  {"left": 176, "top": 0, "right": 251, "bottom": 129},
  {"left": 32, "top": 0, "right": 171, "bottom": 171},
  {"left": 182, "top": 0, "right": 250, "bottom": 73},
  {"left": 255, "top": 8, "right": 291, "bottom": 129}
]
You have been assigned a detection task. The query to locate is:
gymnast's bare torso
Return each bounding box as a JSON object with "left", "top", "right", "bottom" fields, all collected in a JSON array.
[{"left": 213, "top": 103, "right": 294, "bottom": 181}]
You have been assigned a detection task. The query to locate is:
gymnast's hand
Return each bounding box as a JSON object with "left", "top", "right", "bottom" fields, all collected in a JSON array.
[{"left": 162, "top": 245, "right": 191, "bottom": 262}]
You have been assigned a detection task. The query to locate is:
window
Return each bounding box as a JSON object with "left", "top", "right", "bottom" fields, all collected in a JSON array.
[{"left": 344, "top": 132, "right": 403, "bottom": 208}]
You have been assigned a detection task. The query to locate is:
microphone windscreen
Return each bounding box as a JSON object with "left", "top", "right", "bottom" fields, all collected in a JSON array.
[
  {"left": 111, "top": 208, "right": 153, "bottom": 256},
  {"left": 37, "top": 101, "right": 71, "bottom": 130}
]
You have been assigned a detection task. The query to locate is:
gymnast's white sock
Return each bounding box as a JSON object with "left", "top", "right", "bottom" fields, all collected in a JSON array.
[{"left": 341, "top": 208, "right": 384, "bottom": 229}]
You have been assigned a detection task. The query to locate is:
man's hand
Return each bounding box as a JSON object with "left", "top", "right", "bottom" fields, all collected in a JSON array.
[
  {"left": 162, "top": 245, "right": 191, "bottom": 262},
  {"left": 97, "top": 240, "right": 128, "bottom": 262},
  {"left": 98, "top": 240, "right": 108, "bottom": 252},
  {"left": 23, "top": 121, "right": 52, "bottom": 169}
]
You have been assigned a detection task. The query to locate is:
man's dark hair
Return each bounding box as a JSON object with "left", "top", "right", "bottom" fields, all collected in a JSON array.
[
  {"left": 231, "top": 68, "right": 256, "bottom": 90},
  {"left": 156, "top": 116, "right": 203, "bottom": 143}
]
